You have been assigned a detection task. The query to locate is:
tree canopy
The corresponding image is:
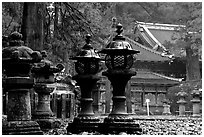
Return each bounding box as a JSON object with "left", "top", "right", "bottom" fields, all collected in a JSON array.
[{"left": 2, "top": 2, "right": 202, "bottom": 78}]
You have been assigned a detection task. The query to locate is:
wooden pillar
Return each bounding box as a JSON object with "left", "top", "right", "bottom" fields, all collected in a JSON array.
[
  {"left": 142, "top": 85, "right": 145, "bottom": 107},
  {"left": 105, "top": 79, "right": 111, "bottom": 114},
  {"left": 155, "top": 86, "right": 160, "bottom": 114}
]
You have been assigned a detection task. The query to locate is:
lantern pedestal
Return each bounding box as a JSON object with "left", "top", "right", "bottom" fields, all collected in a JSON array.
[
  {"left": 99, "top": 69, "right": 142, "bottom": 134},
  {"left": 177, "top": 100, "right": 186, "bottom": 116},
  {"left": 67, "top": 74, "right": 101, "bottom": 134},
  {"left": 162, "top": 104, "right": 171, "bottom": 115},
  {"left": 31, "top": 51, "right": 64, "bottom": 131},
  {"left": 191, "top": 89, "right": 201, "bottom": 117},
  {"left": 2, "top": 77, "right": 43, "bottom": 135},
  {"left": 32, "top": 83, "right": 57, "bottom": 131},
  {"left": 191, "top": 99, "right": 201, "bottom": 117}
]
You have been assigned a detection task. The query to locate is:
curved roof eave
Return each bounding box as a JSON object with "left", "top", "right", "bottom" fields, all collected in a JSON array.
[
  {"left": 124, "top": 36, "right": 173, "bottom": 62},
  {"left": 131, "top": 70, "right": 183, "bottom": 83}
]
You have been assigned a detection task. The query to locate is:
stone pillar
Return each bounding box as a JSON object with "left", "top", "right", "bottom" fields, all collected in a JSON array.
[
  {"left": 176, "top": 91, "right": 187, "bottom": 116},
  {"left": 75, "top": 75, "right": 99, "bottom": 117},
  {"left": 103, "top": 71, "right": 134, "bottom": 116},
  {"left": 100, "top": 70, "right": 142, "bottom": 134},
  {"left": 2, "top": 31, "right": 43, "bottom": 135},
  {"left": 67, "top": 75, "right": 100, "bottom": 134},
  {"left": 191, "top": 88, "right": 201, "bottom": 117},
  {"left": 31, "top": 51, "right": 64, "bottom": 131},
  {"left": 32, "top": 83, "right": 56, "bottom": 130}
]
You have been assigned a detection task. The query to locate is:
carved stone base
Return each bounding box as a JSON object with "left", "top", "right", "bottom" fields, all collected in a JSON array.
[
  {"left": 67, "top": 116, "right": 101, "bottom": 134},
  {"left": 2, "top": 120, "right": 43, "bottom": 135},
  {"left": 34, "top": 118, "right": 60, "bottom": 132},
  {"left": 99, "top": 116, "right": 142, "bottom": 135}
]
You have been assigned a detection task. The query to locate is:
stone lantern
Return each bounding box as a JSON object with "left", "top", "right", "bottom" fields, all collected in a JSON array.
[
  {"left": 162, "top": 99, "right": 171, "bottom": 115},
  {"left": 99, "top": 24, "right": 142, "bottom": 134},
  {"left": 67, "top": 34, "right": 101, "bottom": 134},
  {"left": 191, "top": 87, "right": 201, "bottom": 117},
  {"left": 31, "top": 50, "right": 64, "bottom": 131},
  {"left": 2, "top": 31, "right": 43, "bottom": 135},
  {"left": 176, "top": 88, "right": 187, "bottom": 116}
]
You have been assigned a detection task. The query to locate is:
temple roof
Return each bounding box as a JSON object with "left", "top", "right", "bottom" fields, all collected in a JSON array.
[
  {"left": 124, "top": 36, "right": 173, "bottom": 62},
  {"left": 105, "top": 21, "right": 182, "bottom": 62},
  {"left": 131, "top": 70, "right": 182, "bottom": 86},
  {"left": 134, "top": 21, "right": 185, "bottom": 52}
]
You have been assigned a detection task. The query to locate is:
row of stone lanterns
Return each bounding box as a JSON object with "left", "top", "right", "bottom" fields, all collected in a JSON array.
[
  {"left": 176, "top": 86, "right": 202, "bottom": 117},
  {"left": 2, "top": 23, "right": 201, "bottom": 135},
  {"left": 2, "top": 31, "right": 64, "bottom": 134},
  {"left": 67, "top": 23, "right": 142, "bottom": 134}
]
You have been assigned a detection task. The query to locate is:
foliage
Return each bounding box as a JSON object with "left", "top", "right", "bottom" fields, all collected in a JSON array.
[
  {"left": 170, "top": 3, "right": 202, "bottom": 56},
  {"left": 2, "top": 2, "right": 23, "bottom": 35}
]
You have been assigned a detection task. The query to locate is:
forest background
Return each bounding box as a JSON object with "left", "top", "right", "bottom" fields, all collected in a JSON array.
[
  {"left": 1, "top": 2, "right": 202, "bottom": 115},
  {"left": 2, "top": 2, "right": 202, "bottom": 81}
]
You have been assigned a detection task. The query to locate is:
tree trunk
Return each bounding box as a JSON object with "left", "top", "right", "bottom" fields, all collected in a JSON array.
[
  {"left": 21, "top": 2, "right": 44, "bottom": 51},
  {"left": 185, "top": 44, "right": 201, "bottom": 80},
  {"left": 54, "top": 3, "right": 59, "bottom": 39}
]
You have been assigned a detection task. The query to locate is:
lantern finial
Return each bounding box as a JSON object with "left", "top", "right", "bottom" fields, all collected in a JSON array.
[
  {"left": 113, "top": 23, "right": 125, "bottom": 41},
  {"left": 83, "top": 34, "right": 93, "bottom": 50},
  {"left": 116, "top": 23, "right": 123, "bottom": 35},
  {"left": 85, "top": 34, "right": 91, "bottom": 45}
]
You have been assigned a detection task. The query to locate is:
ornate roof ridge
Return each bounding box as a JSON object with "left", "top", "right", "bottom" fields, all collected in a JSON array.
[
  {"left": 132, "top": 70, "right": 183, "bottom": 82},
  {"left": 124, "top": 36, "right": 173, "bottom": 59},
  {"left": 135, "top": 21, "right": 185, "bottom": 30}
]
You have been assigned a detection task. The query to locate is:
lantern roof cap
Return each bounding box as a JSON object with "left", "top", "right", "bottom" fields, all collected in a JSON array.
[
  {"left": 99, "top": 23, "right": 140, "bottom": 55},
  {"left": 70, "top": 34, "right": 100, "bottom": 61}
]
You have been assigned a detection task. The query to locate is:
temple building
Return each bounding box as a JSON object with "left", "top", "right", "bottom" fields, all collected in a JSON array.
[{"left": 96, "top": 21, "right": 187, "bottom": 115}]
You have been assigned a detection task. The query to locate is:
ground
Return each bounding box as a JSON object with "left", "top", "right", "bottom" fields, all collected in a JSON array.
[{"left": 44, "top": 115, "right": 202, "bottom": 135}]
